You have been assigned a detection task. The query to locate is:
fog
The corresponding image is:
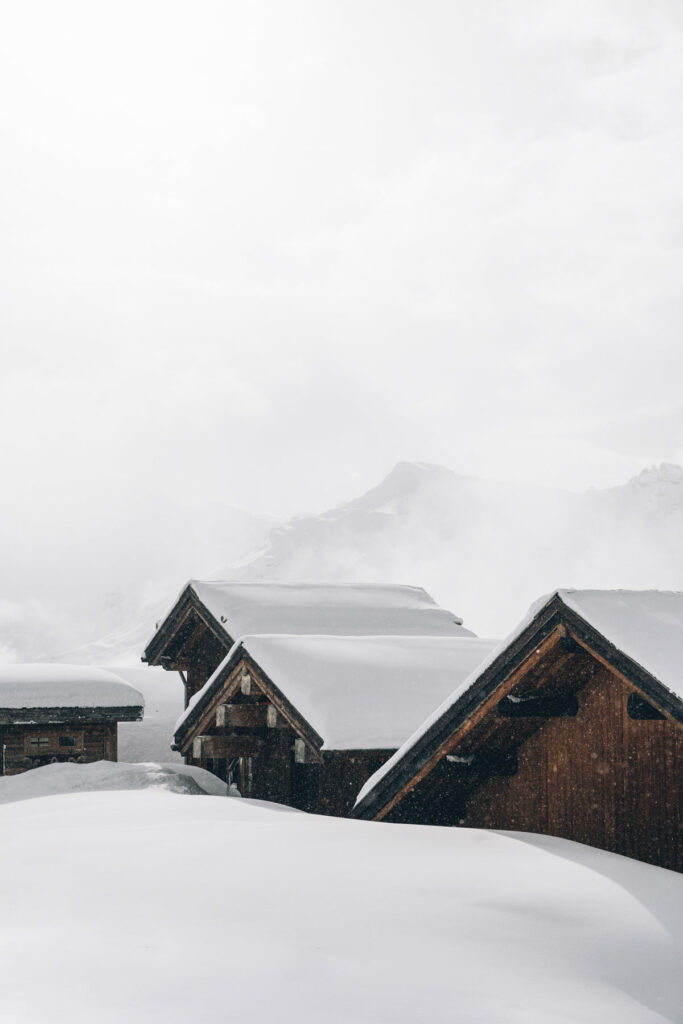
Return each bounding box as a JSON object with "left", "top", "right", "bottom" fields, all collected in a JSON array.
[{"left": 1, "top": 2, "right": 682, "bottom": 658}]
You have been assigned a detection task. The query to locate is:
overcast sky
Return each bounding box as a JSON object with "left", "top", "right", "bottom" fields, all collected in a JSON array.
[{"left": 2, "top": 0, "right": 683, "bottom": 524}]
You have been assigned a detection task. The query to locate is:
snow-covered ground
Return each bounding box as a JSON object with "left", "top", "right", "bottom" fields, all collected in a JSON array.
[{"left": 0, "top": 762, "right": 680, "bottom": 1024}]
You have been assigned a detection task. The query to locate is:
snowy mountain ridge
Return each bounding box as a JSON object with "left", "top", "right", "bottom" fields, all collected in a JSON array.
[
  {"left": 234, "top": 460, "right": 683, "bottom": 638},
  {"left": 3, "top": 460, "right": 683, "bottom": 664}
]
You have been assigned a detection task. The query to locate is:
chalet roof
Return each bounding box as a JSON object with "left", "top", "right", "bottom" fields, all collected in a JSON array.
[
  {"left": 0, "top": 664, "right": 145, "bottom": 713},
  {"left": 176, "top": 634, "right": 498, "bottom": 751},
  {"left": 560, "top": 590, "right": 683, "bottom": 701},
  {"left": 143, "top": 581, "right": 475, "bottom": 665},
  {"left": 353, "top": 589, "right": 683, "bottom": 814}
]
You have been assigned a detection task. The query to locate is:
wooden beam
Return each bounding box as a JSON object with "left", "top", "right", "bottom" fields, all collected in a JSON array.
[
  {"left": 216, "top": 703, "right": 280, "bottom": 729},
  {"left": 192, "top": 735, "right": 262, "bottom": 759}
]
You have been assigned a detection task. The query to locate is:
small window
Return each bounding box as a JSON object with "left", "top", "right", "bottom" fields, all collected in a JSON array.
[
  {"left": 59, "top": 736, "right": 77, "bottom": 747},
  {"left": 627, "top": 693, "right": 664, "bottom": 720},
  {"left": 29, "top": 737, "right": 50, "bottom": 748}
]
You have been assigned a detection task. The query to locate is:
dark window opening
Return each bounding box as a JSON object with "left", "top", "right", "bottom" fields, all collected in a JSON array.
[
  {"left": 59, "top": 736, "right": 77, "bottom": 747},
  {"left": 478, "top": 749, "right": 518, "bottom": 777},
  {"left": 498, "top": 693, "right": 578, "bottom": 718},
  {"left": 627, "top": 693, "right": 665, "bottom": 720}
]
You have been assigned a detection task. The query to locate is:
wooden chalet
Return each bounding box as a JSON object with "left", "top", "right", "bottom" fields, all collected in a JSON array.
[
  {"left": 352, "top": 590, "right": 683, "bottom": 873},
  {"left": 173, "top": 634, "right": 496, "bottom": 816},
  {"left": 0, "top": 664, "right": 144, "bottom": 775},
  {"left": 143, "top": 580, "right": 475, "bottom": 710}
]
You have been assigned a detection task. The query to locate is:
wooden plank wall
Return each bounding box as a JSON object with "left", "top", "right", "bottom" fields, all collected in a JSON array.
[
  {"left": 460, "top": 668, "right": 682, "bottom": 871},
  {"left": 184, "top": 638, "right": 225, "bottom": 706},
  {"left": 317, "top": 751, "right": 396, "bottom": 818},
  {"left": 0, "top": 722, "right": 118, "bottom": 775}
]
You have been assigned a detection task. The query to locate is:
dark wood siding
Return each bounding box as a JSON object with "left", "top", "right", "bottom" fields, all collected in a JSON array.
[
  {"left": 0, "top": 722, "right": 118, "bottom": 775},
  {"left": 393, "top": 664, "right": 681, "bottom": 871},
  {"left": 317, "top": 751, "right": 396, "bottom": 818},
  {"left": 184, "top": 631, "right": 229, "bottom": 707},
  {"left": 181, "top": 658, "right": 396, "bottom": 816}
]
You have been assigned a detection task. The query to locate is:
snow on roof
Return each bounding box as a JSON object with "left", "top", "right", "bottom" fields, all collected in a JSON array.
[
  {"left": 355, "top": 588, "right": 683, "bottom": 807},
  {"left": 559, "top": 589, "right": 683, "bottom": 702},
  {"left": 178, "top": 635, "right": 497, "bottom": 750},
  {"left": 0, "top": 664, "right": 144, "bottom": 710},
  {"left": 188, "top": 580, "right": 475, "bottom": 639}
]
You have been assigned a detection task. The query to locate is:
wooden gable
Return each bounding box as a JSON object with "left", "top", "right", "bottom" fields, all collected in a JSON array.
[
  {"left": 358, "top": 597, "right": 683, "bottom": 872},
  {"left": 175, "top": 647, "right": 397, "bottom": 816},
  {"left": 143, "top": 586, "right": 231, "bottom": 707},
  {"left": 176, "top": 653, "right": 323, "bottom": 759},
  {"left": 175, "top": 652, "right": 325, "bottom": 806}
]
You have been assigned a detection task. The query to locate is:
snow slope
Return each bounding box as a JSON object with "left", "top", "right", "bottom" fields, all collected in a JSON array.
[{"left": 0, "top": 774, "right": 680, "bottom": 1023}]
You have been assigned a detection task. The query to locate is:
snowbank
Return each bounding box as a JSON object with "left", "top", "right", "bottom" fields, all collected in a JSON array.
[
  {"left": 0, "top": 760, "right": 229, "bottom": 803},
  {"left": 0, "top": 789, "right": 680, "bottom": 1023}
]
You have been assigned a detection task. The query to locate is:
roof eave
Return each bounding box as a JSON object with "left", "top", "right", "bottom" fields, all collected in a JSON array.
[
  {"left": 142, "top": 584, "right": 229, "bottom": 667},
  {"left": 0, "top": 705, "right": 144, "bottom": 725}
]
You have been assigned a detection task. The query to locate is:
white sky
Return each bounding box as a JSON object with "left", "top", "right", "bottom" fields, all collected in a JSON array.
[{"left": 2, "top": 0, "right": 683, "bottom": 524}]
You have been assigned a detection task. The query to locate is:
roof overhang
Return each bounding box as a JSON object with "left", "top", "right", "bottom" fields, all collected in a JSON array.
[
  {"left": 0, "top": 705, "right": 144, "bottom": 726},
  {"left": 142, "top": 583, "right": 230, "bottom": 668}
]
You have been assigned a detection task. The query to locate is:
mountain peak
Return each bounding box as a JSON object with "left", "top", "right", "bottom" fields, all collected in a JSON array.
[
  {"left": 346, "top": 462, "right": 457, "bottom": 512},
  {"left": 628, "top": 463, "right": 683, "bottom": 487}
]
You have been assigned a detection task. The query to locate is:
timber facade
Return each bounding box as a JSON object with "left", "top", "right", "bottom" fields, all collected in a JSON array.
[
  {"left": 174, "top": 648, "right": 392, "bottom": 817},
  {"left": 353, "top": 591, "right": 683, "bottom": 873},
  {"left": 0, "top": 665, "right": 144, "bottom": 776},
  {"left": 143, "top": 584, "right": 230, "bottom": 708},
  {"left": 0, "top": 720, "right": 119, "bottom": 775}
]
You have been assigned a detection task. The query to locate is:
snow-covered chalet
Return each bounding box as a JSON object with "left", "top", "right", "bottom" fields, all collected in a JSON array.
[
  {"left": 352, "top": 590, "right": 683, "bottom": 872},
  {"left": 174, "top": 633, "right": 495, "bottom": 815},
  {"left": 0, "top": 664, "right": 144, "bottom": 775},
  {"left": 143, "top": 581, "right": 489, "bottom": 813}
]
